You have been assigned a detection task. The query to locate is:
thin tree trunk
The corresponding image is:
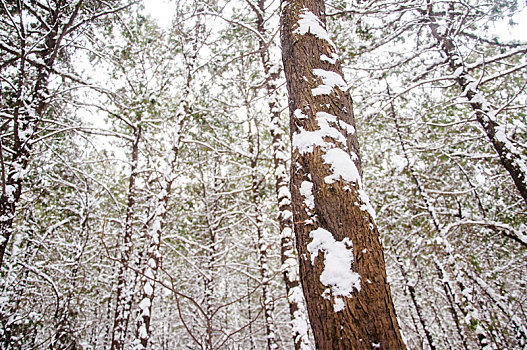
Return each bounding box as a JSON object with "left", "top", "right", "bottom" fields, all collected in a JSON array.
[
  {"left": 247, "top": 112, "right": 280, "bottom": 350},
  {"left": 280, "top": 1, "right": 406, "bottom": 348},
  {"left": 396, "top": 257, "right": 436, "bottom": 350},
  {"left": 0, "top": 0, "right": 84, "bottom": 269},
  {"left": 248, "top": 1, "right": 312, "bottom": 348},
  {"left": 111, "top": 125, "right": 141, "bottom": 350},
  {"left": 133, "top": 24, "right": 200, "bottom": 345},
  {"left": 424, "top": 3, "right": 527, "bottom": 206}
]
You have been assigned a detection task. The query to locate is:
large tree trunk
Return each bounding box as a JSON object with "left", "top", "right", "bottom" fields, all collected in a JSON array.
[{"left": 280, "top": 1, "right": 406, "bottom": 349}]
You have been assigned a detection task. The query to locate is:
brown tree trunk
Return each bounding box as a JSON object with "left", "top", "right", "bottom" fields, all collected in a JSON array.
[{"left": 280, "top": 1, "right": 406, "bottom": 349}]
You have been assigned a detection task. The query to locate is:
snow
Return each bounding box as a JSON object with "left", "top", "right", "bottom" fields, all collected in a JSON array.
[
  {"left": 138, "top": 324, "right": 147, "bottom": 338},
  {"left": 292, "top": 111, "right": 348, "bottom": 154},
  {"left": 311, "top": 84, "right": 333, "bottom": 96},
  {"left": 316, "top": 111, "right": 337, "bottom": 123},
  {"left": 313, "top": 69, "right": 347, "bottom": 89},
  {"left": 292, "top": 128, "right": 328, "bottom": 154},
  {"left": 322, "top": 148, "right": 360, "bottom": 184},
  {"left": 320, "top": 53, "right": 339, "bottom": 64},
  {"left": 306, "top": 227, "right": 361, "bottom": 311},
  {"left": 144, "top": 281, "right": 153, "bottom": 296},
  {"left": 300, "top": 181, "right": 315, "bottom": 210},
  {"left": 288, "top": 285, "right": 311, "bottom": 350},
  {"left": 278, "top": 186, "right": 291, "bottom": 200},
  {"left": 281, "top": 227, "right": 292, "bottom": 238},
  {"left": 138, "top": 297, "right": 151, "bottom": 316},
  {"left": 5, "top": 185, "right": 16, "bottom": 202},
  {"left": 281, "top": 210, "right": 293, "bottom": 220},
  {"left": 339, "top": 120, "right": 355, "bottom": 135},
  {"left": 292, "top": 122, "right": 345, "bottom": 154},
  {"left": 294, "top": 109, "right": 308, "bottom": 120},
  {"left": 333, "top": 298, "right": 345, "bottom": 312},
  {"left": 312, "top": 69, "right": 348, "bottom": 96},
  {"left": 293, "top": 9, "right": 336, "bottom": 49}
]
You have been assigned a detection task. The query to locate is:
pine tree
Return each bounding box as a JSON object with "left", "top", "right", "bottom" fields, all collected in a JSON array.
[{"left": 280, "top": 0, "right": 406, "bottom": 348}]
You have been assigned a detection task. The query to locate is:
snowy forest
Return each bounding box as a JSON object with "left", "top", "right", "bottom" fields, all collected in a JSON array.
[{"left": 1, "top": 0, "right": 526, "bottom": 349}]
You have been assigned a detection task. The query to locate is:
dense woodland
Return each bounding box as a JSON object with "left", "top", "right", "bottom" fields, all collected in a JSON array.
[{"left": 0, "top": 0, "right": 526, "bottom": 349}]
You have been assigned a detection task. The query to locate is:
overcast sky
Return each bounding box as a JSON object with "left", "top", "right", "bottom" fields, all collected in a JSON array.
[{"left": 143, "top": 0, "right": 527, "bottom": 42}]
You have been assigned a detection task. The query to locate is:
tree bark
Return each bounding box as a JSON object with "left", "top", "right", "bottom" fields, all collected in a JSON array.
[{"left": 280, "top": 1, "right": 406, "bottom": 349}]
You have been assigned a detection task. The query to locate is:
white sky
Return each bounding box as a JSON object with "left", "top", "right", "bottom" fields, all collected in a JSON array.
[
  {"left": 143, "top": 0, "right": 527, "bottom": 42},
  {"left": 143, "top": 0, "right": 177, "bottom": 28},
  {"left": 492, "top": 6, "right": 527, "bottom": 41}
]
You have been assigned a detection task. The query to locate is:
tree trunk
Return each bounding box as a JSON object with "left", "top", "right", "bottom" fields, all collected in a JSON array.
[
  {"left": 423, "top": 4, "right": 527, "bottom": 206},
  {"left": 280, "top": 1, "right": 406, "bottom": 348},
  {"left": 111, "top": 125, "right": 141, "bottom": 350},
  {"left": 249, "top": 0, "right": 312, "bottom": 348},
  {"left": 0, "top": 0, "right": 84, "bottom": 269}
]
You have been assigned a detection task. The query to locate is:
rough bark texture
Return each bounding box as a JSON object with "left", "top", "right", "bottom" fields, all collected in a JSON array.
[{"left": 280, "top": 1, "right": 406, "bottom": 349}]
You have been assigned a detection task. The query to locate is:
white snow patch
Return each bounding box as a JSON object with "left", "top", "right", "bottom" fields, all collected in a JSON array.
[
  {"left": 293, "top": 9, "right": 336, "bottom": 49},
  {"left": 294, "top": 109, "right": 308, "bottom": 120},
  {"left": 339, "top": 120, "right": 355, "bottom": 135},
  {"left": 292, "top": 115, "right": 346, "bottom": 154},
  {"left": 333, "top": 298, "right": 345, "bottom": 312},
  {"left": 312, "top": 69, "right": 348, "bottom": 96},
  {"left": 322, "top": 149, "right": 376, "bottom": 220},
  {"left": 300, "top": 181, "right": 315, "bottom": 210},
  {"left": 307, "top": 227, "right": 360, "bottom": 311},
  {"left": 322, "top": 148, "right": 360, "bottom": 184},
  {"left": 321, "top": 53, "right": 339, "bottom": 64}
]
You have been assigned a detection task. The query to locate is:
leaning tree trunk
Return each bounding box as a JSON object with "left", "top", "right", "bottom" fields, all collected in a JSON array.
[
  {"left": 423, "top": 5, "right": 527, "bottom": 206},
  {"left": 280, "top": 1, "right": 406, "bottom": 349}
]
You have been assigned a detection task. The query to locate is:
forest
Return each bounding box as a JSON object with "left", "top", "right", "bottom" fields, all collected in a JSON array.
[{"left": 0, "top": 0, "right": 526, "bottom": 349}]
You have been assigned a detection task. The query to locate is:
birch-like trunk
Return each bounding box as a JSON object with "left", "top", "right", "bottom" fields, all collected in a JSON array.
[{"left": 249, "top": 0, "right": 312, "bottom": 348}]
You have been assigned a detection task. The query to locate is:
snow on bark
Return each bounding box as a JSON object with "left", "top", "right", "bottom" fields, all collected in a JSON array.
[
  {"left": 311, "top": 69, "right": 348, "bottom": 96},
  {"left": 320, "top": 53, "right": 338, "bottom": 64},
  {"left": 299, "top": 181, "right": 315, "bottom": 210},
  {"left": 306, "top": 228, "right": 360, "bottom": 312},
  {"left": 282, "top": 1, "right": 405, "bottom": 348},
  {"left": 293, "top": 9, "right": 336, "bottom": 49}
]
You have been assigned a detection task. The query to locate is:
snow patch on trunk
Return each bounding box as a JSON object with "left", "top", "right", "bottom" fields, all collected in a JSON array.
[
  {"left": 307, "top": 227, "right": 360, "bottom": 312},
  {"left": 293, "top": 9, "right": 336, "bottom": 49}
]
